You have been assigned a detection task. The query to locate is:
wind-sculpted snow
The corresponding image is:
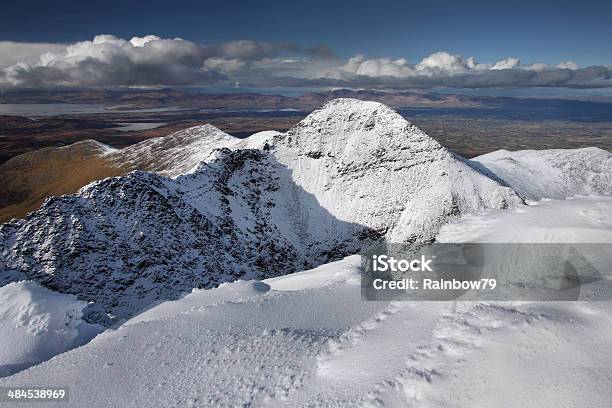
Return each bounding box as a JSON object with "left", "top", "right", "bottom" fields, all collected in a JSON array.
[
  {"left": 0, "top": 281, "right": 102, "bottom": 377},
  {"left": 438, "top": 195, "right": 612, "bottom": 243},
  {"left": 472, "top": 147, "right": 612, "bottom": 200}
]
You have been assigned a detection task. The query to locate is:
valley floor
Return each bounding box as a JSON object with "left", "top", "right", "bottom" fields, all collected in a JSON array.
[{"left": 1, "top": 196, "right": 612, "bottom": 407}]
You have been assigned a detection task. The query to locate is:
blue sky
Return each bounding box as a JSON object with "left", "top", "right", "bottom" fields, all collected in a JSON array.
[
  {"left": 1, "top": 0, "right": 611, "bottom": 93},
  {"left": 2, "top": 0, "right": 611, "bottom": 65}
]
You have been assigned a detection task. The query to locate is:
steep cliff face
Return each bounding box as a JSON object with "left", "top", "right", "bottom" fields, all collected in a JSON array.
[{"left": 1, "top": 99, "right": 525, "bottom": 322}]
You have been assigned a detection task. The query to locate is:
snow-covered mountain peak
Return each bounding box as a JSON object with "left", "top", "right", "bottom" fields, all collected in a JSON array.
[
  {"left": 295, "top": 98, "right": 412, "bottom": 131},
  {"left": 237, "top": 130, "right": 281, "bottom": 150},
  {"left": 126, "top": 123, "right": 238, "bottom": 151},
  {"left": 281, "top": 98, "right": 442, "bottom": 158},
  {"left": 270, "top": 98, "right": 521, "bottom": 243}
]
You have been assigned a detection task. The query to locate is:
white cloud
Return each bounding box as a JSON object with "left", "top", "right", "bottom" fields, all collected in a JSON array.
[
  {"left": 0, "top": 35, "right": 299, "bottom": 88},
  {"left": 0, "top": 35, "right": 610, "bottom": 90},
  {"left": 417, "top": 51, "right": 473, "bottom": 73},
  {"left": 341, "top": 55, "right": 414, "bottom": 78},
  {"left": 337, "top": 52, "right": 488, "bottom": 80},
  {"left": 557, "top": 60, "right": 579, "bottom": 70},
  {"left": 0, "top": 41, "right": 67, "bottom": 68},
  {"left": 490, "top": 57, "right": 521, "bottom": 70},
  {"left": 527, "top": 63, "right": 549, "bottom": 72},
  {"left": 129, "top": 35, "right": 161, "bottom": 47}
]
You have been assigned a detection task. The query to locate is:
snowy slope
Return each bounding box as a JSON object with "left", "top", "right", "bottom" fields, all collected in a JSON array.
[
  {"left": 107, "top": 124, "right": 241, "bottom": 177},
  {"left": 2, "top": 196, "right": 611, "bottom": 407},
  {"left": 438, "top": 194, "right": 612, "bottom": 243},
  {"left": 471, "top": 147, "right": 612, "bottom": 200},
  {"left": 0, "top": 281, "right": 102, "bottom": 378},
  {"left": 0, "top": 99, "right": 522, "bottom": 322},
  {"left": 237, "top": 130, "right": 282, "bottom": 149},
  {"left": 270, "top": 99, "right": 523, "bottom": 243}
]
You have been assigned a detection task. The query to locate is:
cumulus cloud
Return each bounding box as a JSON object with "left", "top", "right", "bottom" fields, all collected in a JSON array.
[
  {"left": 417, "top": 52, "right": 479, "bottom": 73},
  {"left": 557, "top": 60, "right": 580, "bottom": 70},
  {"left": 0, "top": 41, "right": 67, "bottom": 68},
  {"left": 526, "top": 63, "right": 549, "bottom": 72},
  {"left": 319, "top": 52, "right": 611, "bottom": 90},
  {"left": 490, "top": 57, "right": 521, "bottom": 70},
  {"left": 1, "top": 35, "right": 611, "bottom": 90},
  {"left": 0, "top": 35, "right": 303, "bottom": 89},
  {"left": 320, "top": 51, "right": 611, "bottom": 89},
  {"left": 340, "top": 55, "right": 414, "bottom": 78}
]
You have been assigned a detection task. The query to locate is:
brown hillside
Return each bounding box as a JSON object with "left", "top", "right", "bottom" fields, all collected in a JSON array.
[{"left": 0, "top": 141, "right": 129, "bottom": 223}]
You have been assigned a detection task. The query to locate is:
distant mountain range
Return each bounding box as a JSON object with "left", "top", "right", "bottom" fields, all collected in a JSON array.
[
  {"left": 0, "top": 88, "right": 487, "bottom": 109},
  {"left": 4, "top": 88, "right": 612, "bottom": 115}
]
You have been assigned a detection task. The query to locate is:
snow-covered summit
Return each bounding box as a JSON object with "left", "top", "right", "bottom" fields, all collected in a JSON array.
[
  {"left": 278, "top": 98, "right": 442, "bottom": 160},
  {"left": 270, "top": 98, "right": 522, "bottom": 242}
]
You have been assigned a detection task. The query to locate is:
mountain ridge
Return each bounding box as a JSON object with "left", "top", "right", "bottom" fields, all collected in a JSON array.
[
  {"left": 472, "top": 147, "right": 612, "bottom": 200},
  {"left": 2, "top": 98, "right": 608, "bottom": 324},
  {"left": 0, "top": 125, "right": 243, "bottom": 223}
]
